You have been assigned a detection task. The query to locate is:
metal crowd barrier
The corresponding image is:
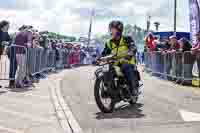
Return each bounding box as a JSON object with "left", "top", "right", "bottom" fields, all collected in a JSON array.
[
  {"left": 26, "top": 48, "right": 57, "bottom": 76},
  {"left": 144, "top": 51, "right": 200, "bottom": 87},
  {"left": 0, "top": 45, "right": 85, "bottom": 86}
]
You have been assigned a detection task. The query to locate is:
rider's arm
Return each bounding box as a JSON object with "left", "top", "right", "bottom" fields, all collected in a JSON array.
[
  {"left": 125, "top": 36, "right": 137, "bottom": 56},
  {"left": 101, "top": 42, "right": 112, "bottom": 57}
]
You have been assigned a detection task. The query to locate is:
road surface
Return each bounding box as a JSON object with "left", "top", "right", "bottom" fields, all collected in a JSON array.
[{"left": 61, "top": 66, "right": 200, "bottom": 133}]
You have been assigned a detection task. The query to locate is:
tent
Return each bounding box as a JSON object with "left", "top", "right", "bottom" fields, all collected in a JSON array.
[{"left": 153, "top": 31, "right": 190, "bottom": 41}]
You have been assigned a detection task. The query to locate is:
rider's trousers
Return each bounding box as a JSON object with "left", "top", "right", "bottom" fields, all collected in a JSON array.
[{"left": 121, "top": 64, "right": 138, "bottom": 92}]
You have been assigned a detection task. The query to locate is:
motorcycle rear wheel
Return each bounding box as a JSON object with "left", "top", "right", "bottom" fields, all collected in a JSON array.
[{"left": 94, "top": 77, "right": 115, "bottom": 113}]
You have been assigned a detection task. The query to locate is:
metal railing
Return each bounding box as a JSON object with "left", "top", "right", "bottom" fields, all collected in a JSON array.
[
  {"left": 0, "top": 45, "right": 85, "bottom": 86},
  {"left": 144, "top": 51, "right": 200, "bottom": 87}
]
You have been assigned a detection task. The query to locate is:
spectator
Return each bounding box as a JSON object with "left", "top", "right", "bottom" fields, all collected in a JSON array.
[
  {"left": 164, "top": 35, "right": 179, "bottom": 80},
  {"left": 175, "top": 38, "right": 192, "bottom": 83},
  {"left": 179, "top": 38, "right": 192, "bottom": 52},
  {"left": 15, "top": 25, "right": 33, "bottom": 88},
  {"left": 32, "top": 36, "right": 39, "bottom": 48},
  {"left": 80, "top": 47, "right": 86, "bottom": 65},
  {"left": 144, "top": 33, "right": 156, "bottom": 51},
  {"left": 0, "top": 20, "right": 11, "bottom": 88},
  {"left": 162, "top": 38, "right": 171, "bottom": 50},
  {"left": 153, "top": 36, "right": 160, "bottom": 51},
  {"left": 0, "top": 20, "right": 11, "bottom": 58},
  {"left": 169, "top": 35, "right": 180, "bottom": 51},
  {"left": 191, "top": 31, "right": 200, "bottom": 79},
  {"left": 154, "top": 37, "right": 170, "bottom": 51}
]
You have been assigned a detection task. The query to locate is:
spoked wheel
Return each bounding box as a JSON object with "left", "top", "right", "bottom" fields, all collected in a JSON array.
[{"left": 94, "top": 78, "right": 115, "bottom": 113}]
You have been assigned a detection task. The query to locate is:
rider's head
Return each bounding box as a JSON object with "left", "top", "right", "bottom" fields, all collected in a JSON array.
[{"left": 109, "top": 21, "right": 123, "bottom": 40}]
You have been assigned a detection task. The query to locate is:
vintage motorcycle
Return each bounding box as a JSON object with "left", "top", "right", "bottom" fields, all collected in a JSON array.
[{"left": 94, "top": 55, "right": 142, "bottom": 113}]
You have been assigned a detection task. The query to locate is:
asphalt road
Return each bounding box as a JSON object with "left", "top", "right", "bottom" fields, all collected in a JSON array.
[{"left": 61, "top": 66, "right": 200, "bottom": 133}]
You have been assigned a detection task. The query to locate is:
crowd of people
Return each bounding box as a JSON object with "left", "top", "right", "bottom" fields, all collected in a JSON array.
[
  {"left": 144, "top": 32, "right": 200, "bottom": 85},
  {"left": 0, "top": 20, "right": 97, "bottom": 89}
]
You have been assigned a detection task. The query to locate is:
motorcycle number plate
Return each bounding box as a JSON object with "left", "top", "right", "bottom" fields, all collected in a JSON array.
[{"left": 102, "top": 64, "right": 109, "bottom": 72}]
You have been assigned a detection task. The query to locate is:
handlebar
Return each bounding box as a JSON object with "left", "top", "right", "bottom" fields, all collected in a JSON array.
[{"left": 96, "top": 54, "right": 131, "bottom": 66}]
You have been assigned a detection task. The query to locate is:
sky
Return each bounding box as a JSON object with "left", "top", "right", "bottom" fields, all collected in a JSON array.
[{"left": 0, "top": 0, "right": 190, "bottom": 37}]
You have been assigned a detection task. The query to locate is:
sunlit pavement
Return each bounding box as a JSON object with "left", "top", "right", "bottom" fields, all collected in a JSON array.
[
  {"left": 61, "top": 66, "right": 200, "bottom": 133},
  {"left": 0, "top": 78, "right": 63, "bottom": 133}
]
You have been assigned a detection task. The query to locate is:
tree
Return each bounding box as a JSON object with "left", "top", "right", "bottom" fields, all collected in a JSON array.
[
  {"left": 46, "top": 32, "right": 76, "bottom": 42},
  {"left": 124, "top": 24, "right": 133, "bottom": 36}
]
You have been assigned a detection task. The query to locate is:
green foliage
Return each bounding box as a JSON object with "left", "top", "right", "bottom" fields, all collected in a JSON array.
[
  {"left": 46, "top": 32, "right": 76, "bottom": 42},
  {"left": 96, "top": 24, "right": 147, "bottom": 51}
]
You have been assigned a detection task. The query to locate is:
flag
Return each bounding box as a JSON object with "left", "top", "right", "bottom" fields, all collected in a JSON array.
[{"left": 189, "top": 0, "right": 200, "bottom": 44}]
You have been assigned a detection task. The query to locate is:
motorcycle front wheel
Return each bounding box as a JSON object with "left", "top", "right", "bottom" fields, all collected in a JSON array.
[{"left": 94, "top": 77, "right": 115, "bottom": 113}]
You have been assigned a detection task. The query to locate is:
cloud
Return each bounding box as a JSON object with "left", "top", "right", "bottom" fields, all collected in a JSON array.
[{"left": 0, "top": 0, "right": 190, "bottom": 36}]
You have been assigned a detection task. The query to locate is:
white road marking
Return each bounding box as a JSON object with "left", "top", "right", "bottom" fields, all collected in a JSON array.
[
  {"left": 179, "top": 109, "right": 200, "bottom": 122},
  {"left": 48, "top": 72, "right": 84, "bottom": 133},
  {"left": 48, "top": 81, "right": 73, "bottom": 133}
]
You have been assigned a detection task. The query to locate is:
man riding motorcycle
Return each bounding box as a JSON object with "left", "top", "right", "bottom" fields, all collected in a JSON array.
[{"left": 100, "top": 20, "right": 140, "bottom": 96}]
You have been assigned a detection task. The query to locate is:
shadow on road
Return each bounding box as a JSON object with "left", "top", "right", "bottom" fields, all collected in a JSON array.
[
  {"left": 9, "top": 87, "right": 33, "bottom": 93},
  {"left": 0, "top": 90, "right": 7, "bottom": 95},
  {"left": 95, "top": 103, "right": 145, "bottom": 120}
]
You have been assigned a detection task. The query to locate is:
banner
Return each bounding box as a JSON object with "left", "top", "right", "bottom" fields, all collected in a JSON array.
[{"left": 189, "top": 0, "right": 200, "bottom": 44}]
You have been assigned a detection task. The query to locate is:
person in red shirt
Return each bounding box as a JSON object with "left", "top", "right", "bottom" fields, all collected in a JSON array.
[{"left": 144, "top": 33, "right": 156, "bottom": 52}]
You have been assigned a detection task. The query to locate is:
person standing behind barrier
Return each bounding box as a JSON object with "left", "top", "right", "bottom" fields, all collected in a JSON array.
[
  {"left": 170, "top": 36, "right": 180, "bottom": 79},
  {"left": 179, "top": 38, "right": 192, "bottom": 52},
  {"left": 144, "top": 33, "right": 156, "bottom": 71},
  {"left": 0, "top": 20, "right": 10, "bottom": 57},
  {"left": 0, "top": 20, "right": 11, "bottom": 88},
  {"left": 80, "top": 47, "right": 86, "bottom": 65},
  {"left": 178, "top": 38, "right": 192, "bottom": 84},
  {"left": 166, "top": 36, "right": 180, "bottom": 80},
  {"left": 8, "top": 28, "right": 23, "bottom": 89},
  {"left": 191, "top": 31, "right": 200, "bottom": 79},
  {"left": 144, "top": 33, "right": 156, "bottom": 52},
  {"left": 52, "top": 40, "right": 59, "bottom": 70},
  {"left": 15, "top": 25, "right": 33, "bottom": 88}
]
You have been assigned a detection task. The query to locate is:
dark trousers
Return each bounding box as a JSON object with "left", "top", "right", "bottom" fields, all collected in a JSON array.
[
  {"left": 121, "top": 64, "right": 136, "bottom": 82},
  {"left": 9, "top": 46, "right": 17, "bottom": 81},
  {"left": 121, "top": 63, "right": 139, "bottom": 91}
]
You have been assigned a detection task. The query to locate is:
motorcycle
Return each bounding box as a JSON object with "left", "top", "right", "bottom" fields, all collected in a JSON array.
[{"left": 94, "top": 55, "right": 142, "bottom": 113}]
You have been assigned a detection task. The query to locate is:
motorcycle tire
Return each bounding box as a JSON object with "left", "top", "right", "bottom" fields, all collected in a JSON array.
[{"left": 94, "top": 77, "right": 115, "bottom": 113}]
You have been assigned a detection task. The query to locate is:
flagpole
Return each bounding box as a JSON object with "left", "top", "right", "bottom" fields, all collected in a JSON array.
[{"left": 174, "top": 0, "right": 177, "bottom": 36}]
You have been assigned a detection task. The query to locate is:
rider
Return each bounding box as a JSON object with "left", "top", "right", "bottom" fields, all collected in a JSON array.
[{"left": 101, "top": 20, "right": 139, "bottom": 96}]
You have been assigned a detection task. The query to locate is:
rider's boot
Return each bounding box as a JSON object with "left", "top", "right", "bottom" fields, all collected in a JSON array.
[{"left": 130, "top": 80, "right": 138, "bottom": 96}]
